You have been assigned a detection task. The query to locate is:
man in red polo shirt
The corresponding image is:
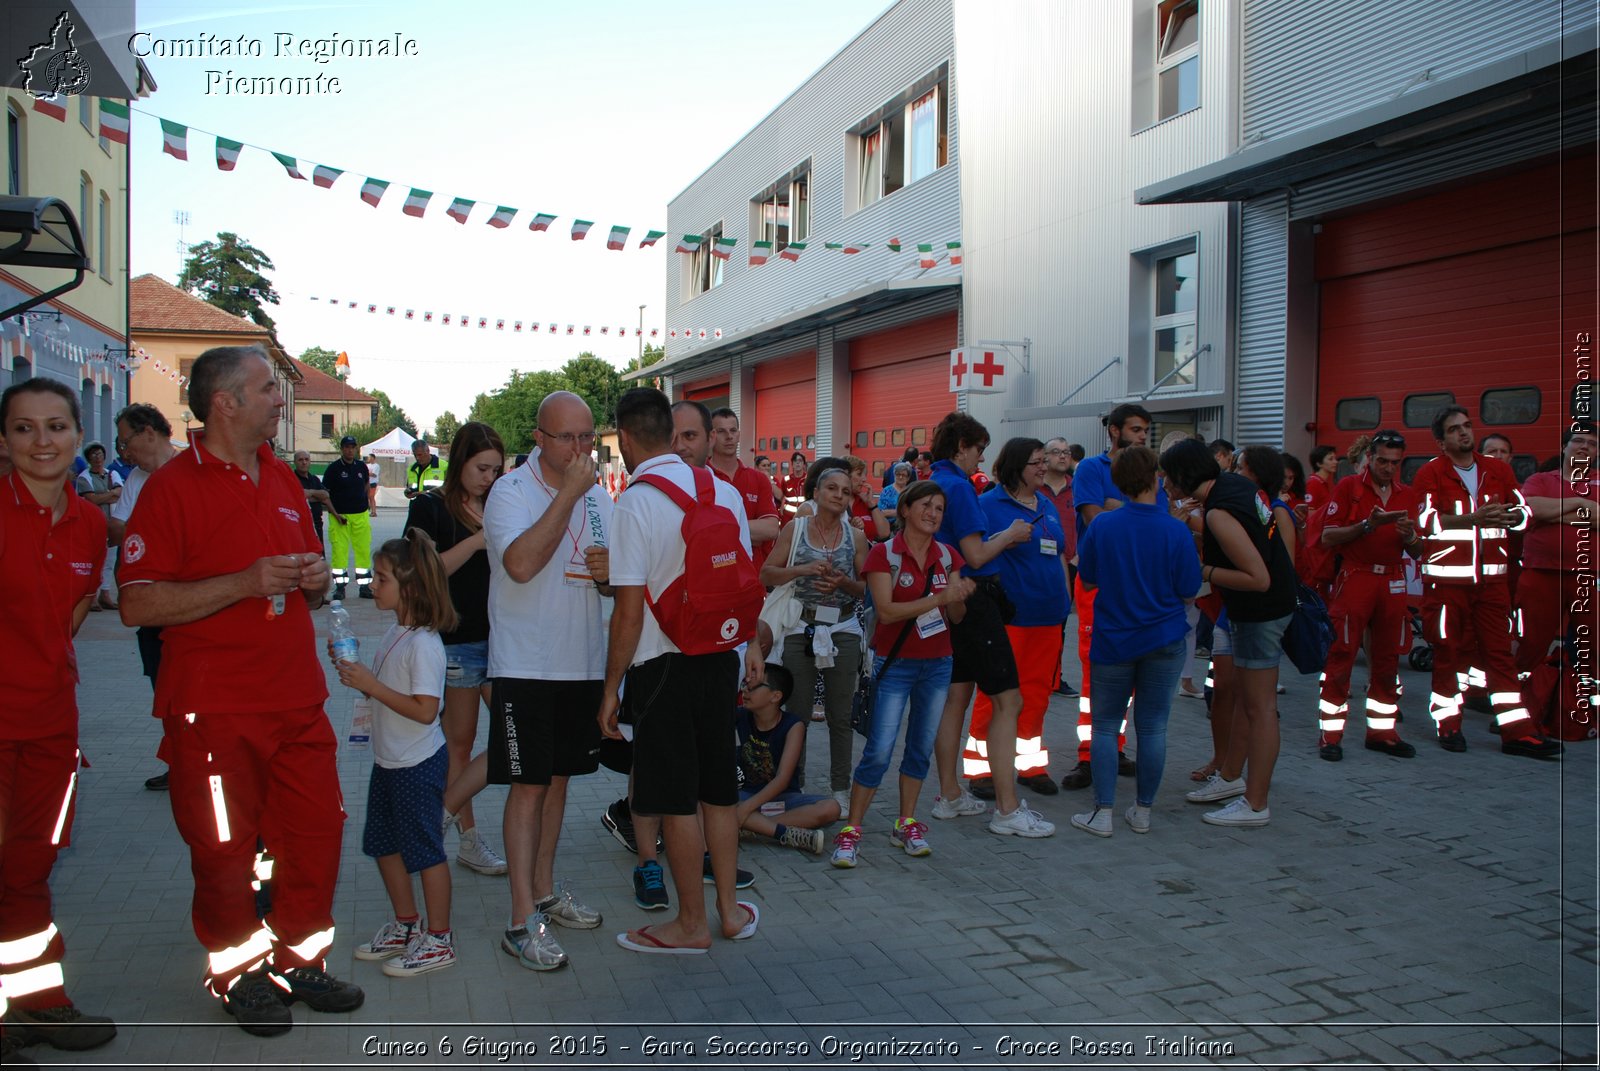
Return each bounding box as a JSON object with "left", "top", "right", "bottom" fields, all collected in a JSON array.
[
  {"left": 1314, "top": 430, "right": 1422, "bottom": 762},
  {"left": 709, "top": 408, "right": 779, "bottom": 565},
  {"left": 0, "top": 379, "right": 116, "bottom": 1060},
  {"left": 120, "top": 346, "right": 363, "bottom": 1037},
  {"left": 1517, "top": 421, "right": 1597, "bottom": 675}
]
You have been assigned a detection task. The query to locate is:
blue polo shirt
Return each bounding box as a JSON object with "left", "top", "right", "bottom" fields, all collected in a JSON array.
[
  {"left": 1073, "top": 450, "right": 1169, "bottom": 542},
  {"left": 929, "top": 459, "right": 998, "bottom": 578},
  {"left": 978, "top": 487, "right": 1071, "bottom": 626},
  {"left": 321, "top": 457, "right": 371, "bottom": 515},
  {"left": 1077, "top": 501, "right": 1200, "bottom": 664}
]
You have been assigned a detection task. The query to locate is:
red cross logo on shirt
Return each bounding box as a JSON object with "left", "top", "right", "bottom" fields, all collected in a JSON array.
[
  {"left": 973, "top": 351, "right": 1004, "bottom": 386},
  {"left": 951, "top": 351, "right": 968, "bottom": 386}
]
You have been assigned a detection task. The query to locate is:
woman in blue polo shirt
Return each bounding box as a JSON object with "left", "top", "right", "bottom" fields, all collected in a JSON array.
[
  {"left": 1072, "top": 446, "right": 1201, "bottom": 837},
  {"left": 966, "top": 439, "right": 1072, "bottom": 799}
]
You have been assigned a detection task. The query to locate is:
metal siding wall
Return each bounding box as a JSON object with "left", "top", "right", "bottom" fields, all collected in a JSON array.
[
  {"left": 816, "top": 333, "right": 836, "bottom": 456},
  {"left": 665, "top": 0, "right": 961, "bottom": 362},
  {"left": 1242, "top": 0, "right": 1566, "bottom": 143},
  {"left": 1235, "top": 194, "right": 1289, "bottom": 447}
]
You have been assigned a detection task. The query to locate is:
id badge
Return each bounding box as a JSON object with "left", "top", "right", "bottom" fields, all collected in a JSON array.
[
  {"left": 1039, "top": 538, "right": 1058, "bottom": 556},
  {"left": 1389, "top": 579, "right": 1406, "bottom": 595},
  {"left": 813, "top": 604, "right": 841, "bottom": 625},
  {"left": 564, "top": 569, "right": 595, "bottom": 589},
  {"left": 915, "top": 608, "right": 947, "bottom": 639}
]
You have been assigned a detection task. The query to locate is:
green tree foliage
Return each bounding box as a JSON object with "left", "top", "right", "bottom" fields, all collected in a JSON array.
[
  {"left": 179, "top": 232, "right": 280, "bottom": 332},
  {"left": 560, "top": 353, "right": 624, "bottom": 427},
  {"left": 467, "top": 369, "right": 569, "bottom": 454},
  {"left": 298, "top": 345, "right": 340, "bottom": 377},
  {"left": 434, "top": 410, "right": 462, "bottom": 446},
  {"left": 623, "top": 343, "right": 666, "bottom": 375}
]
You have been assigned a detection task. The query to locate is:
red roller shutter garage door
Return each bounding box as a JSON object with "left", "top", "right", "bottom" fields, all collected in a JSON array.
[
  {"left": 849, "top": 314, "right": 959, "bottom": 479},
  {"left": 752, "top": 351, "right": 816, "bottom": 468}
]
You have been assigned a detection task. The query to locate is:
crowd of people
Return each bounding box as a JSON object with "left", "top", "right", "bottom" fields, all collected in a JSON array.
[{"left": 0, "top": 343, "right": 1590, "bottom": 1058}]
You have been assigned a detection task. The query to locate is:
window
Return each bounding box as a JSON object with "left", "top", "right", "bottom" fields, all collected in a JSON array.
[
  {"left": 79, "top": 94, "right": 92, "bottom": 131},
  {"left": 321, "top": 414, "right": 335, "bottom": 438},
  {"left": 79, "top": 173, "right": 92, "bottom": 273},
  {"left": 1152, "top": 248, "right": 1198, "bottom": 389},
  {"left": 179, "top": 357, "right": 196, "bottom": 402},
  {"left": 1510, "top": 455, "right": 1537, "bottom": 482},
  {"left": 856, "top": 431, "right": 868, "bottom": 448},
  {"left": 1403, "top": 392, "right": 1454, "bottom": 427},
  {"left": 850, "top": 68, "right": 949, "bottom": 211},
  {"left": 1156, "top": 0, "right": 1200, "bottom": 121},
  {"left": 1401, "top": 456, "right": 1428, "bottom": 484},
  {"left": 6, "top": 104, "right": 21, "bottom": 196},
  {"left": 1481, "top": 387, "right": 1540, "bottom": 425},
  {"left": 806, "top": 434, "right": 815, "bottom": 449},
  {"left": 689, "top": 222, "right": 724, "bottom": 297},
  {"left": 752, "top": 166, "right": 809, "bottom": 253},
  {"left": 1335, "top": 397, "right": 1381, "bottom": 430},
  {"left": 911, "top": 427, "right": 927, "bottom": 446},
  {"left": 891, "top": 428, "right": 906, "bottom": 446},
  {"left": 98, "top": 193, "right": 109, "bottom": 280}
]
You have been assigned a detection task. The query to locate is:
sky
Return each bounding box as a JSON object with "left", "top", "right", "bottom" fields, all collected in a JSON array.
[{"left": 128, "top": 0, "right": 892, "bottom": 428}]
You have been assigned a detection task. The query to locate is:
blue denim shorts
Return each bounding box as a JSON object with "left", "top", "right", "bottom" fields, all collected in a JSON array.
[
  {"left": 1229, "top": 613, "right": 1291, "bottom": 670},
  {"left": 444, "top": 639, "right": 488, "bottom": 689}
]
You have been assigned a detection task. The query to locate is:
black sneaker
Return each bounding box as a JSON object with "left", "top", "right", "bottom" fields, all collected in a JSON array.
[
  {"left": 1060, "top": 760, "right": 1093, "bottom": 790},
  {"left": 1365, "top": 737, "right": 1417, "bottom": 759},
  {"left": 967, "top": 775, "right": 996, "bottom": 800},
  {"left": 333, "top": 584, "right": 346, "bottom": 601},
  {"left": 1438, "top": 730, "right": 1468, "bottom": 753},
  {"left": 602, "top": 798, "right": 639, "bottom": 854},
  {"left": 220, "top": 970, "right": 292, "bottom": 1037},
  {"left": 358, "top": 586, "right": 374, "bottom": 599},
  {"left": 278, "top": 966, "right": 364, "bottom": 1013},
  {"left": 702, "top": 853, "right": 754, "bottom": 889},
  {"left": 1319, "top": 743, "right": 1344, "bottom": 762},
  {"left": 632, "top": 860, "right": 669, "bottom": 910},
  {"left": 1117, "top": 752, "right": 1136, "bottom": 777},
  {"left": 1054, "top": 681, "right": 1077, "bottom": 696},
  {"left": 144, "top": 770, "right": 169, "bottom": 791},
  {"left": 3, "top": 1005, "right": 116, "bottom": 1051},
  {"left": 1502, "top": 734, "right": 1563, "bottom": 759}
]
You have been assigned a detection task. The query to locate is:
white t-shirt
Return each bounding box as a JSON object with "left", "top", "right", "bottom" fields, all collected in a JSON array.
[
  {"left": 369, "top": 624, "right": 446, "bottom": 769},
  {"left": 483, "top": 451, "right": 614, "bottom": 680},
  {"left": 111, "top": 465, "right": 149, "bottom": 523},
  {"left": 610, "top": 453, "right": 752, "bottom": 667},
  {"left": 1456, "top": 462, "right": 1480, "bottom": 499}
]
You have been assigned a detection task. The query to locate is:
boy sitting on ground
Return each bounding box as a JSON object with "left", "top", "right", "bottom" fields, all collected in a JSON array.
[{"left": 736, "top": 664, "right": 841, "bottom": 853}]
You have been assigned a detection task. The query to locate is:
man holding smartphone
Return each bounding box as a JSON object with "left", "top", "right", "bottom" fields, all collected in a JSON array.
[{"left": 1314, "top": 430, "right": 1422, "bottom": 762}]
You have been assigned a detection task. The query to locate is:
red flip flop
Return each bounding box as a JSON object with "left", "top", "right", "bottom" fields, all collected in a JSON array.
[{"left": 615, "top": 926, "right": 709, "bottom": 955}]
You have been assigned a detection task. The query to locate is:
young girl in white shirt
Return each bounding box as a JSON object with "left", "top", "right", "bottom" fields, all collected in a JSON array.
[{"left": 334, "top": 529, "right": 459, "bottom": 976}]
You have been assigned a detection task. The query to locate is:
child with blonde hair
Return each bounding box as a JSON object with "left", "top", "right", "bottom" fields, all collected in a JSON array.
[{"left": 334, "top": 529, "right": 460, "bottom": 976}]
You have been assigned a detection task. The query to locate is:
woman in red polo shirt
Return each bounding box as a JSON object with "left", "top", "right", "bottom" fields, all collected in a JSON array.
[{"left": 0, "top": 378, "right": 117, "bottom": 1059}]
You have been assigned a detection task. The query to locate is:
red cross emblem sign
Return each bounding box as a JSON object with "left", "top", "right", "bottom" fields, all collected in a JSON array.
[{"left": 950, "top": 347, "right": 1006, "bottom": 394}]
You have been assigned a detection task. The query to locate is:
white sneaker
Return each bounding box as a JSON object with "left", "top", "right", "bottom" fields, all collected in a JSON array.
[
  {"left": 501, "top": 913, "right": 568, "bottom": 971},
  {"left": 988, "top": 799, "right": 1056, "bottom": 838},
  {"left": 931, "top": 790, "right": 988, "bottom": 820},
  {"left": 1124, "top": 805, "right": 1152, "bottom": 834},
  {"left": 536, "top": 882, "right": 602, "bottom": 929},
  {"left": 381, "top": 929, "right": 456, "bottom": 977},
  {"left": 1185, "top": 772, "right": 1246, "bottom": 804},
  {"left": 456, "top": 826, "right": 508, "bottom": 875},
  {"left": 1203, "top": 796, "right": 1271, "bottom": 827},
  {"left": 1070, "top": 807, "right": 1113, "bottom": 838},
  {"left": 831, "top": 789, "right": 852, "bottom": 813}
]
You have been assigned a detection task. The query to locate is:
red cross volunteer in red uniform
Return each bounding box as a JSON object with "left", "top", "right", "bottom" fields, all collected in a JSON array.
[
  {"left": 0, "top": 379, "right": 116, "bottom": 1059},
  {"left": 1412, "top": 406, "right": 1559, "bottom": 759},
  {"left": 708, "top": 407, "right": 780, "bottom": 566},
  {"left": 120, "top": 346, "right": 365, "bottom": 1037}
]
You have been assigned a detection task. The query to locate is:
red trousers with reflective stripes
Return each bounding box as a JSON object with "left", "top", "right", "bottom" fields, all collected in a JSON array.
[
  {"left": 1421, "top": 581, "right": 1533, "bottom": 737},
  {"left": 1318, "top": 570, "right": 1406, "bottom": 745},
  {"left": 967, "top": 623, "right": 1061, "bottom": 779},
  {"left": 1515, "top": 569, "right": 1586, "bottom": 676},
  {"left": 0, "top": 732, "right": 77, "bottom": 1011},
  {"left": 1074, "top": 577, "right": 1125, "bottom": 761},
  {"left": 161, "top": 705, "right": 344, "bottom": 990}
]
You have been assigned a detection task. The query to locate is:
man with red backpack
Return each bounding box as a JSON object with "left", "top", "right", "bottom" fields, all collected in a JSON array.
[{"left": 600, "top": 388, "right": 767, "bottom": 955}]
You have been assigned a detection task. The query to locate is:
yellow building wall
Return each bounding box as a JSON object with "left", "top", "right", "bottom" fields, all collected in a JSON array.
[
  {"left": 294, "top": 400, "right": 380, "bottom": 461},
  {"left": 3, "top": 90, "right": 128, "bottom": 336},
  {"left": 127, "top": 331, "right": 214, "bottom": 444}
]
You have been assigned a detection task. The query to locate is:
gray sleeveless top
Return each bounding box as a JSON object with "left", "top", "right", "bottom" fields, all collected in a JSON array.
[{"left": 791, "top": 517, "right": 861, "bottom": 632}]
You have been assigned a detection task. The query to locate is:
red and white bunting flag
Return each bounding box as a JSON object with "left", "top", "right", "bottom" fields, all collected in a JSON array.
[
  {"left": 367, "top": 304, "right": 376, "bottom": 313},
  {"left": 566, "top": 325, "right": 574, "bottom": 335},
  {"left": 494, "top": 319, "right": 504, "bottom": 330},
  {"left": 917, "top": 243, "right": 936, "bottom": 269},
  {"left": 714, "top": 328, "right": 723, "bottom": 339},
  {"left": 424, "top": 311, "right": 433, "bottom": 322},
  {"left": 160, "top": 119, "right": 188, "bottom": 161},
  {"left": 531, "top": 322, "right": 541, "bottom": 332},
  {"left": 650, "top": 328, "right": 659, "bottom": 338},
  {"left": 216, "top": 137, "right": 243, "bottom": 170},
  {"left": 98, "top": 100, "right": 130, "bottom": 144},
  {"left": 488, "top": 205, "right": 517, "bottom": 228},
  {"left": 513, "top": 321, "right": 522, "bottom": 332},
  {"left": 443, "top": 314, "right": 452, "bottom": 325},
  {"left": 606, "top": 225, "right": 629, "bottom": 250},
  {"left": 669, "top": 329, "right": 677, "bottom": 339},
  {"left": 405, "top": 309, "right": 414, "bottom": 320},
  {"left": 640, "top": 230, "right": 666, "bottom": 247},
  {"left": 348, "top": 301, "right": 357, "bottom": 308},
  {"left": 402, "top": 188, "right": 432, "bottom": 217},
  {"left": 312, "top": 165, "right": 342, "bottom": 188},
  {"left": 386, "top": 306, "right": 395, "bottom": 316},
  {"left": 446, "top": 197, "right": 475, "bottom": 224},
  {"left": 271, "top": 152, "right": 304, "bottom": 180},
  {"left": 779, "top": 241, "right": 805, "bottom": 262},
  {"left": 32, "top": 94, "right": 67, "bottom": 121},
  {"left": 749, "top": 240, "right": 772, "bottom": 266},
  {"left": 530, "top": 213, "right": 556, "bottom": 232},
  {"left": 360, "top": 177, "right": 389, "bottom": 206},
  {"left": 698, "top": 329, "right": 708, "bottom": 340},
  {"left": 675, "top": 235, "right": 702, "bottom": 254},
  {"left": 571, "top": 220, "right": 594, "bottom": 241},
  {"left": 947, "top": 241, "right": 963, "bottom": 265},
  {"left": 583, "top": 326, "right": 591, "bottom": 336},
  {"left": 710, "top": 236, "right": 736, "bottom": 260},
  {"left": 460, "top": 315, "right": 469, "bottom": 328}
]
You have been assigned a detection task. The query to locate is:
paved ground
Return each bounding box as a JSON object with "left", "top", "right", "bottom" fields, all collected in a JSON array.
[{"left": 25, "top": 507, "right": 1598, "bottom": 1069}]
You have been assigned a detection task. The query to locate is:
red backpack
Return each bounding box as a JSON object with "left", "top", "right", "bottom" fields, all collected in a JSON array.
[{"left": 636, "top": 468, "right": 765, "bottom": 655}]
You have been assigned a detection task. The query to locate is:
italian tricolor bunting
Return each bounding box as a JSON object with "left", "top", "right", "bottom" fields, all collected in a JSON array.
[
  {"left": 530, "top": 213, "right": 557, "bottom": 232},
  {"left": 748, "top": 241, "right": 772, "bottom": 266},
  {"left": 98, "top": 100, "right": 130, "bottom": 144},
  {"left": 779, "top": 241, "right": 805, "bottom": 262},
  {"left": 917, "top": 243, "right": 936, "bottom": 269},
  {"left": 487, "top": 206, "right": 516, "bottom": 228},
  {"left": 403, "top": 188, "right": 432, "bottom": 217},
  {"left": 360, "top": 178, "right": 389, "bottom": 206},
  {"left": 606, "top": 225, "right": 630, "bottom": 250},
  {"left": 639, "top": 230, "right": 665, "bottom": 247},
  {"left": 215, "top": 137, "right": 242, "bottom": 171},
  {"left": 675, "top": 234, "right": 702, "bottom": 254},
  {"left": 947, "top": 241, "right": 963, "bottom": 265},
  {"left": 312, "top": 165, "right": 343, "bottom": 188},
  {"left": 887, "top": 238, "right": 902, "bottom": 252},
  {"left": 33, "top": 95, "right": 67, "bottom": 121},
  {"left": 446, "top": 197, "right": 475, "bottom": 223},
  {"left": 710, "top": 236, "right": 736, "bottom": 260},
  {"left": 160, "top": 119, "right": 188, "bottom": 160},
  {"left": 272, "top": 152, "right": 305, "bottom": 180},
  {"left": 825, "top": 242, "right": 867, "bottom": 254},
  {"left": 571, "top": 219, "right": 593, "bottom": 240}
]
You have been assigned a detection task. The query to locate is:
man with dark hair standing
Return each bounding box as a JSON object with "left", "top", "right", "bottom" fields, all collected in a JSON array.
[
  {"left": 121, "top": 345, "right": 361, "bottom": 1035},
  {"left": 1210, "top": 440, "right": 1236, "bottom": 473},
  {"left": 1314, "top": 430, "right": 1421, "bottom": 762},
  {"left": 1041, "top": 437, "right": 1078, "bottom": 697},
  {"left": 1412, "top": 406, "right": 1557, "bottom": 758},
  {"left": 1063, "top": 404, "right": 1163, "bottom": 790},
  {"left": 321, "top": 436, "right": 371, "bottom": 599},
  {"left": 708, "top": 407, "right": 779, "bottom": 565}
]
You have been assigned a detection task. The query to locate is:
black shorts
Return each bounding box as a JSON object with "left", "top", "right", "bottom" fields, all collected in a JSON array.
[
  {"left": 627, "top": 651, "right": 739, "bottom": 817},
  {"left": 137, "top": 626, "right": 163, "bottom": 682},
  {"left": 487, "top": 678, "right": 603, "bottom": 785},
  {"left": 950, "top": 577, "right": 1021, "bottom": 695}
]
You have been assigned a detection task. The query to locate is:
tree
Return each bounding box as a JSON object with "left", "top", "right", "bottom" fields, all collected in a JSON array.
[
  {"left": 623, "top": 343, "right": 666, "bottom": 375},
  {"left": 179, "top": 232, "right": 280, "bottom": 332},
  {"left": 560, "top": 353, "right": 624, "bottom": 427},
  {"left": 468, "top": 369, "right": 568, "bottom": 454},
  {"left": 298, "top": 345, "right": 340, "bottom": 377},
  {"left": 434, "top": 410, "right": 461, "bottom": 446},
  {"left": 365, "top": 387, "right": 417, "bottom": 438}
]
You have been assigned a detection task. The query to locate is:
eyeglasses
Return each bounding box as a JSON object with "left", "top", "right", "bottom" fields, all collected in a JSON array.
[
  {"left": 1044, "top": 447, "right": 1068, "bottom": 456},
  {"left": 745, "top": 682, "right": 772, "bottom": 692},
  {"left": 538, "top": 430, "right": 597, "bottom": 447}
]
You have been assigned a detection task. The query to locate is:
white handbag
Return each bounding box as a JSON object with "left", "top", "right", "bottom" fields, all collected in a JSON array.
[{"left": 758, "top": 516, "right": 806, "bottom": 642}]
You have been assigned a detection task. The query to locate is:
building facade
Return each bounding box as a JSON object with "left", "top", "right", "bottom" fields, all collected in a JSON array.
[{"left": 285, "top": 357, "right": 379, "bottom": 462}]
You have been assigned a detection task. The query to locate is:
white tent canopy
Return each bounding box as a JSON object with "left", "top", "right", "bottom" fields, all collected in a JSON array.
[{"left": 362, "top": 426, "right": 416, "bottom": 460}]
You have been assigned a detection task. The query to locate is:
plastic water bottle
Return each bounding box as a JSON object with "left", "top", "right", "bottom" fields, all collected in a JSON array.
[{"left": 329, "top": 600, "right": 359, "bottom": 663}]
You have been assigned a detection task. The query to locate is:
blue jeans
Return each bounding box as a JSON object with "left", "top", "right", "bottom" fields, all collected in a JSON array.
[
  {"left": 852, "top": 655, "right": 952, "bottom": 790},
  {"left": 1089, "top": 638, "right": 1186, "bottom": 808}
]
